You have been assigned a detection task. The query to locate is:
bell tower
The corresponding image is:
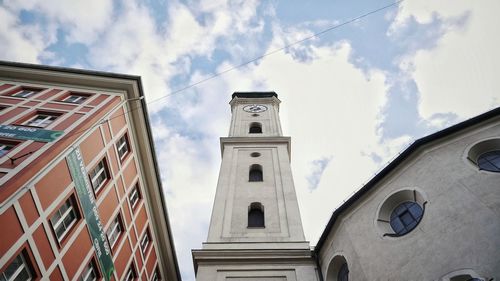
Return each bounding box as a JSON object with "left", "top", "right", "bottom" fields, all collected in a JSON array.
[{"left": 192, "top": 92, "right": 319, "bottom": 281}]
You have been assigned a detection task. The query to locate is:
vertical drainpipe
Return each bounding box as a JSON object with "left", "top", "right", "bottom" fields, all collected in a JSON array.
[{"left": 313, "top": 249, "right": 325, "bottom": 281}]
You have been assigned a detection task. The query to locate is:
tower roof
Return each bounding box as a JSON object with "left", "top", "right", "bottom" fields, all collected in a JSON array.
[{"left": 232, "top": 91, "right": 278, "bottom": 99}]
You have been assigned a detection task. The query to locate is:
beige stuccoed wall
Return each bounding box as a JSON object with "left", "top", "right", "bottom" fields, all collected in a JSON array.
[{"left": 318, "top": 118, "right": 500, "bottom": 281}]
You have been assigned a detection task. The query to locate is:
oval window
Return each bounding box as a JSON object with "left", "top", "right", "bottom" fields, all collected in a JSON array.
[
  {"left": 390, "top": 201, "right": 423, "bottom": 236},
  {"left": 477, "top": 150, "right": 500, "bottom": 172}
]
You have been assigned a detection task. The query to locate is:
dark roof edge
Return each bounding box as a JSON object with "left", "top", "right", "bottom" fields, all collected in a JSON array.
[
  {"left": 0, "top": 60, "right": 141, "bottom": 81},
  {"left": 0, "top": 60, "right": 182, "bottom": 279},
  {"left": 314, "top": 106, "right": 500, "bottom": 252},
  {"left": 231, "top": 91, "right": 278, "bottom": 99},
  {"left": 136, "top": 80, "right": 183, "bottom": 281}
]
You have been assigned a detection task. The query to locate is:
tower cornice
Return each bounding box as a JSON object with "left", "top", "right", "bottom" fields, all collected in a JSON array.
[
  {"left": 192, "top": 248, "right": 316, "bottom": 274},
  {"left": 220, "top": 136, "right": 291, "bottom": 159},
  {"left": 231, "top": 91, "right": 278, "bottom": 99},
  {"left": 229, "top": 96, "right": 281, "bottom": 113}
]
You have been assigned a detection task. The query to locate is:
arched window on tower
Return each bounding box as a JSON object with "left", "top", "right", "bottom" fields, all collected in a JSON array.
[
  {"left": 249, "top": 122, "right": 262, "bottom": 134},
  {"left": 249, "top": 164, "right": 263, "bottom": 182},
  {"left": 248, "top": 202, "right": 265, "bottom": 227}
]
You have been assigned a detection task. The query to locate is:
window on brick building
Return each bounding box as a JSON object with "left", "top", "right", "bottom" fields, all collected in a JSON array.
[
  {"left": 0, "top": 141, "right": 18, "bottom": 157},
  {"left": 80, "top": 258, "right": 99, "bottom": 281},
  {"left": 89, "top": 158, "right": 110, "bottom": 194},
  {"left": 106, "top": 214, "right": 124, "bottom": 249},
  {"left": 23, "top": 112, "right": 60, "bottom": 128},
  {"left": 116, "top": 133, "right": 130, "bottom": 160},
  {"left": 0, "top": 250, "right": 35, "bottom": 281},
  {"left": 12, "top": 88, "right": 39, "bottom": 98},
  {"left": 62, "top": 93, "right": 89, "bottom": 104},
  {"left": 129, "top": 183, "right": 141, "bottom": 211},
  {"left": 152, "top": 266, "right": 161, "bottom": 281},
  {"left": 140, "top": 229, "right": 151, "bottom": 255},
  {"left": 124, "top": 262, "right": 137, "bottom": 281},
  {"left": 50, "top": 196, "right": 79, "bottom": 242}
]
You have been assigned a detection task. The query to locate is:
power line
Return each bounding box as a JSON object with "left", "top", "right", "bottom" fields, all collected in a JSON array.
[
  {"left": 53, "top": 0, "right": 405, "bottom": 142},
  {"left": 146, "top": 0, "right": 405, "bottom": 105}
]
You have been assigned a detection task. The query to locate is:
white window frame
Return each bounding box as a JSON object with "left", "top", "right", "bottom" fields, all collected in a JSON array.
[
  {"left": 23, "top": 114, "right": 58, "bottom": 128},
  {"left": 63, "top": 94, "right": 87, "bottom": 104},
  {"left": 50, "top": 198, "right": 78, "bottom": 242},
  {"left": 80, "top": 259, "right": 97, "bottom": 281},
  {"left": 106, "top": 215, "right": 123, "bottom": 249},
  {"left": 152, "top": 268, "right": 160, "bottom": 281},
  {"left": 12, "top": 89, "right": 37, "bottom": 98},
  {"left": 0, "top": 142, "right": 15, "bottom": 157},
  {"left": 1, "top": 252, "right": 32, "bottom": 281},
  {"left": 116, "top": 134, "right": 130, "bottom": 160},
  {"left": 140, "top": 231, "right": 150, "bottom": 255},
  {"left": 124, "top": 264, "right": 136, "bottom": 281},
  {"left": 89, "top": 159, "right": 109, "bottom": 193},
  {"left": 129, "top": 184, "right": 141, "bottom": 210}
]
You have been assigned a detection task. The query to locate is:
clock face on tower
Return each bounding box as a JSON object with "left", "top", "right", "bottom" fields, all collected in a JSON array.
[{"left": 243, "top": 104, "right": 268, "bottom": 113}]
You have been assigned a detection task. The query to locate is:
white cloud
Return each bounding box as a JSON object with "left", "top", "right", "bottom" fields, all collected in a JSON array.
[
  {"left": 153, "top": 110, "right": 225, "bottom": 281},
  {"left": 86, "top": 0, "right": 176, "bottom": 110},
  {"left": 306, "top": 156, "right": 333, "bottom": 192},
  {"left": 4, "top": 0, "right": 114, "bottom": 44},
  {"left": 0, "top": 6, "right": 49, "bottom": 63},
  {"left": 83, "top": 0, "right": 265, "bottom": 113},
  {"left": 392, "top": 0, "right": 472, "bottom": 26},
  {"left": 195, "top": 0, "right": 261, "bottom": 34},
  {"left": 393, "top": 0, "right": 500, "bottom": 121}
]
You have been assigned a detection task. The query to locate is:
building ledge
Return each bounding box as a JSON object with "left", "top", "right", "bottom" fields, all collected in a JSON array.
[
  {"left": 192, "top": 247, "right": 316, "bottom": 273},
  {"left": 220, "top": 136, "right": 291, "bottom": 158},
  {"left": 202, "top": 241, "right": 311, "bottom": 250}
]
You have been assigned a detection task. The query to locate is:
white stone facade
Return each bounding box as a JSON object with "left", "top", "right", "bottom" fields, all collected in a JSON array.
[{"left": 192, "top": 92, "right": 319, "bottom": 281}]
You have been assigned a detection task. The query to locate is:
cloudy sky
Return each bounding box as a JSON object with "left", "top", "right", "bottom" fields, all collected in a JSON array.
[{"left": 2, "top": 0, "right": 500, "bottom": 280}]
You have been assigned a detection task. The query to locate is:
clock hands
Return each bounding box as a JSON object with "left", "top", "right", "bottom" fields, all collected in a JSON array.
[{"left": 243, "top": 104, "right": 268, "bottom": 113}]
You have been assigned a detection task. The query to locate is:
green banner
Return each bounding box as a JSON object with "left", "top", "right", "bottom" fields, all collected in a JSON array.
[
  {"left": 0, "top": 125, "right": 63, "bottom": 142},
  {"left": 67, "top": 148, "right": 114, "bottom": 280}
]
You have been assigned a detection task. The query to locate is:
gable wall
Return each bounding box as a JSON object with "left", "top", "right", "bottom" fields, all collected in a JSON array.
[{"left": 318, "top": 117, "right": 500, "bottom": 280}]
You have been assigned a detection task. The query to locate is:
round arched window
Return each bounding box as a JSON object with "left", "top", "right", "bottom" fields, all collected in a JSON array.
[
  {"left": 249, "top": 122, "right": 262, "bottom": 134},
  {"left": 390, "top": 201, "right": 423, "bottom": 236},
  {"left": 248, "top": 202, "right": 265, "bottom": 227},
  {"left": 337, "top": 263, "right": 349, "bottom": 281},
  {"left": 477, "top": 150, "right": 500, "bottom": 172}
]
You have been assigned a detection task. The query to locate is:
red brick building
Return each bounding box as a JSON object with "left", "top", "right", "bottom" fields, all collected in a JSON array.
[{"left": 0, "top": 61, "right": 180, "bottom": 281}]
